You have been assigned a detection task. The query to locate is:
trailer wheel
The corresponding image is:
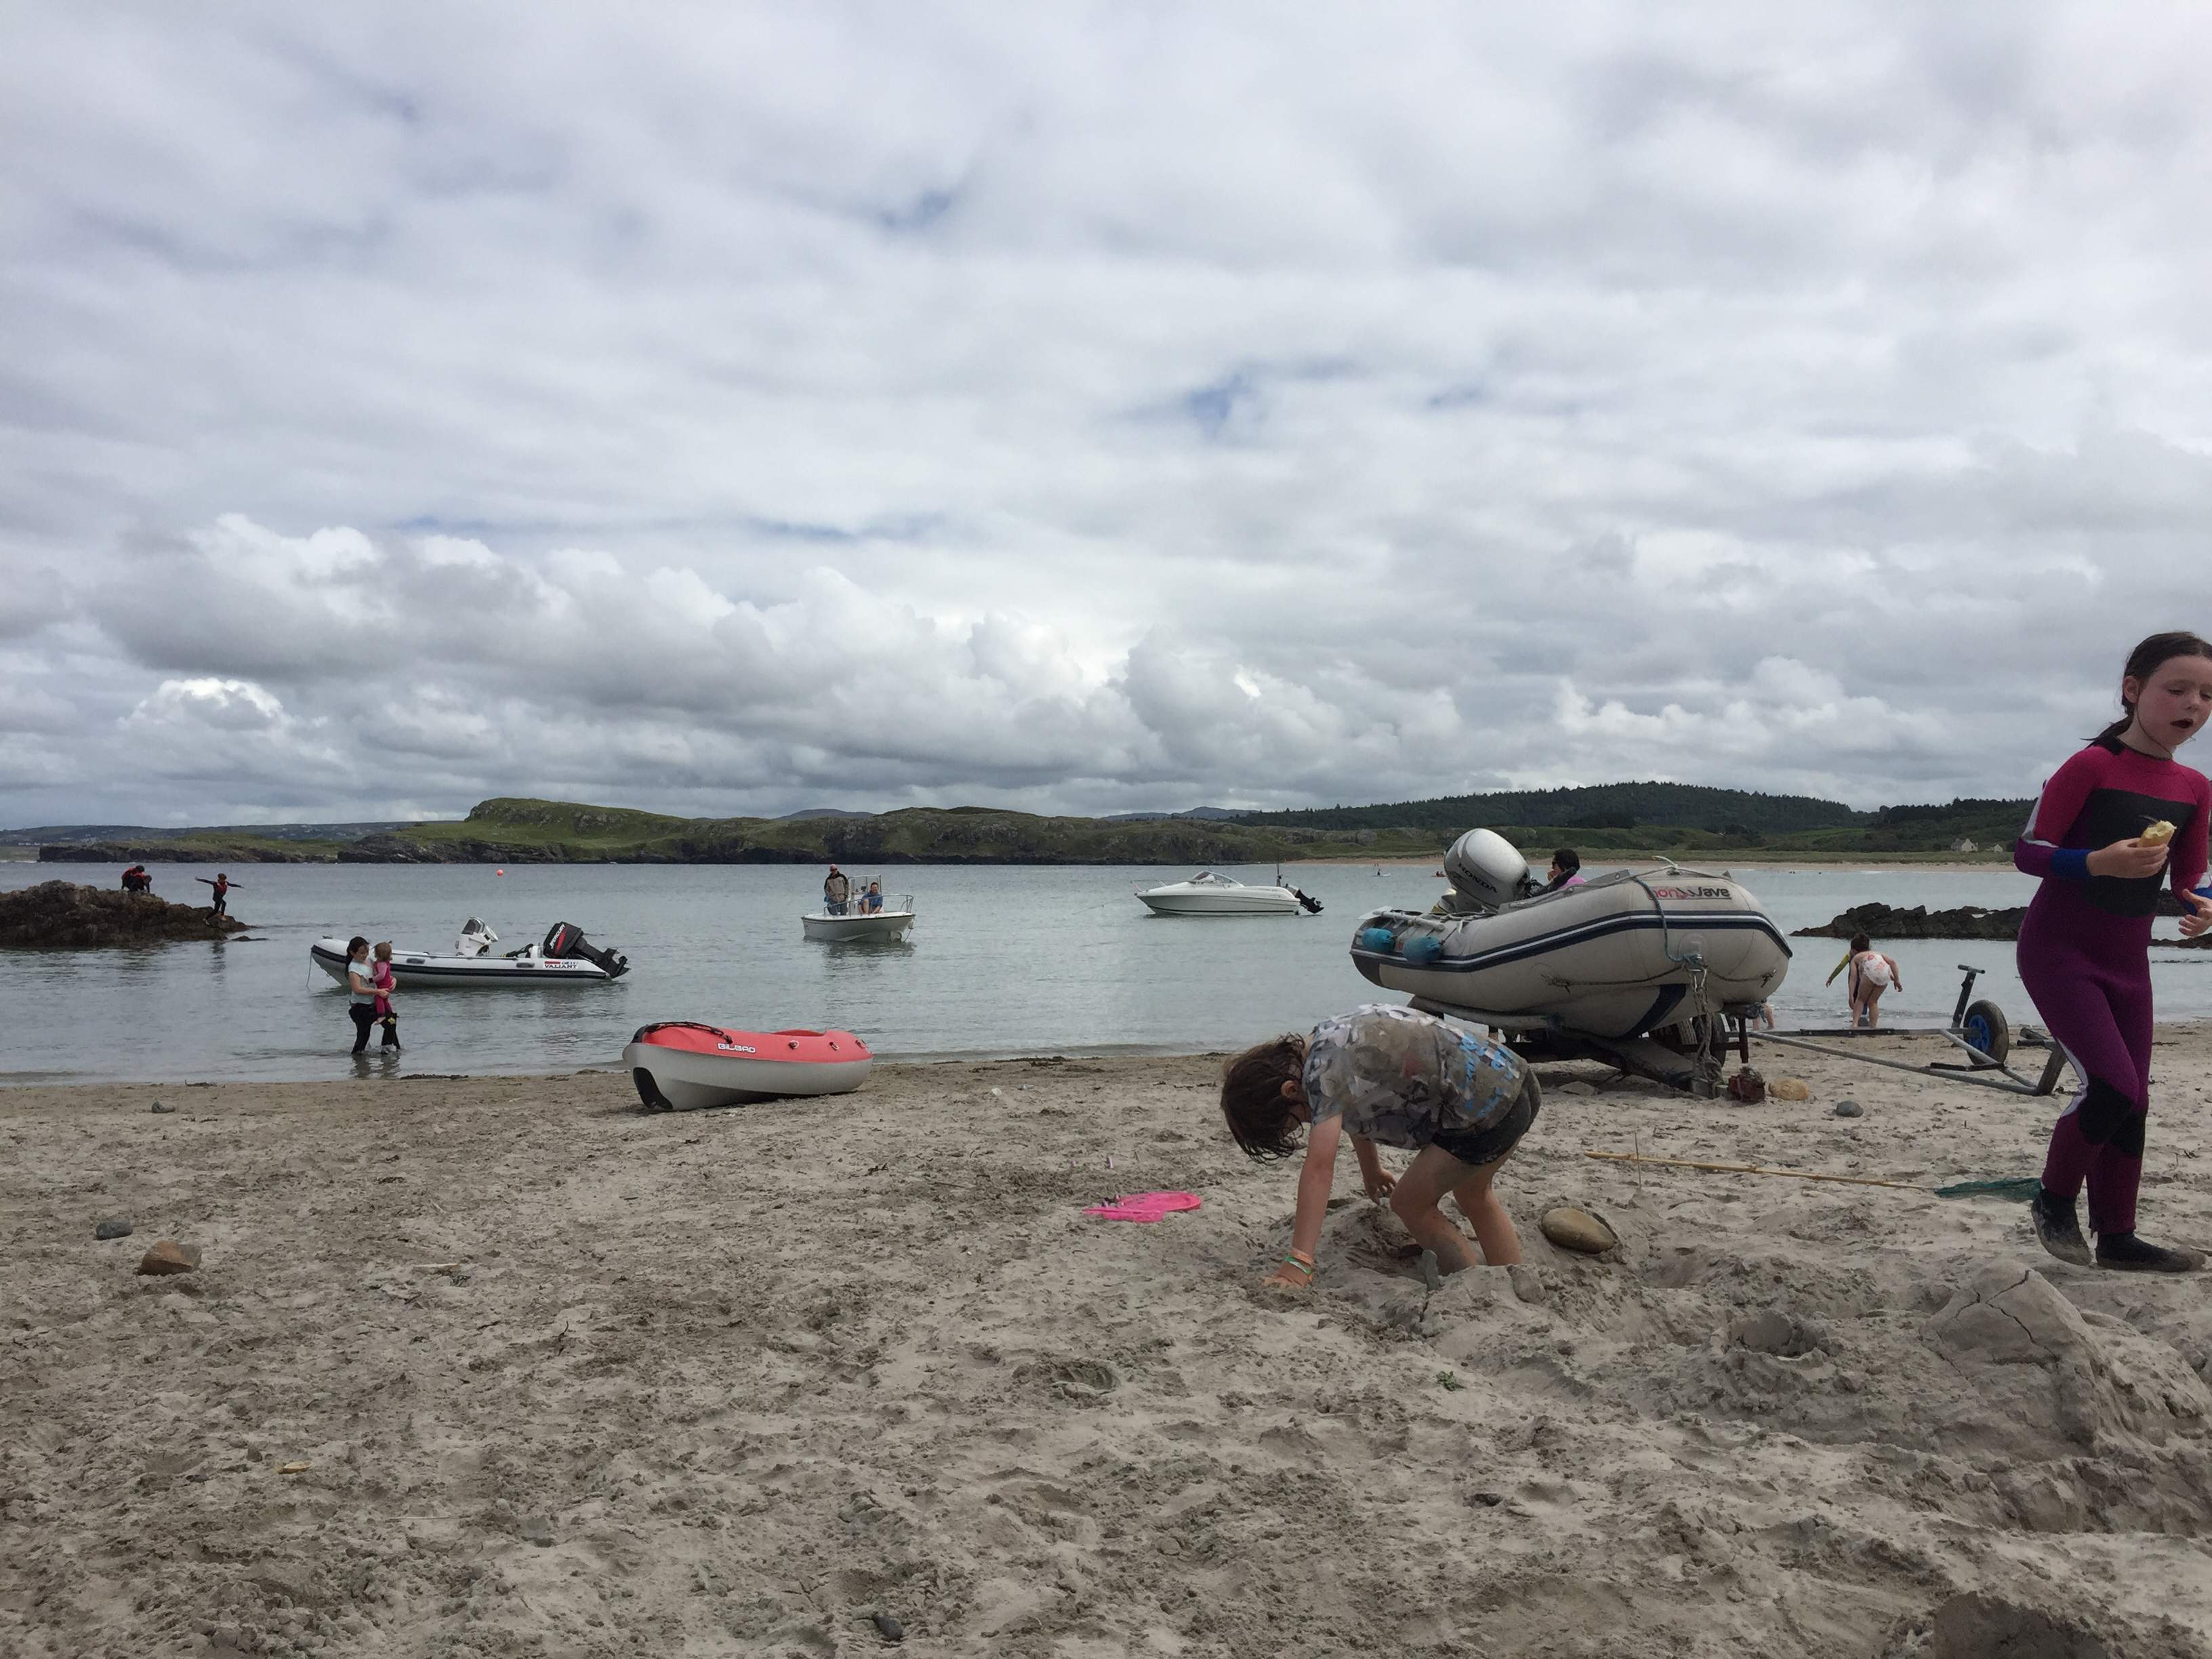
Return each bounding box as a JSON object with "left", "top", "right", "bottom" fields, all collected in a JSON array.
[{"left": 1961, "top": 1000, "right": 2011, "bottom": 1063}]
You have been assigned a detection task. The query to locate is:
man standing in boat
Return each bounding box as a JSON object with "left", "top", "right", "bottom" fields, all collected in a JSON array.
[{"left": 823, "top": 865, "right": 852, "bottom": 916}]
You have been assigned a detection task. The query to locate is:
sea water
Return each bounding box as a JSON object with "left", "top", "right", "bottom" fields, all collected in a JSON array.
[{"left": 3, "top": 860, "right": 2207, "bottom": 1084}]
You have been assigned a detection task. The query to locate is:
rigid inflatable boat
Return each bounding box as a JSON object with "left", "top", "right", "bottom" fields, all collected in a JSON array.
[
  {"left": 802, "top": 890, "right": 916, "bottom": 942},
  {"left": 1349, "top": 831, "right": 1790, "bottom": 1040},
  {"left": 623, "top": 1023, "right": 873, "bottom": 1110},
  {"left": 310, "top": 920, "right": 629, "bottom": 989}
]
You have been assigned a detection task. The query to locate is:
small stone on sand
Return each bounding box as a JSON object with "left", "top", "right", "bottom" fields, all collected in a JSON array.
[
  {"left": 519, "top": 1515, "right": 554, "bottom": 1547},
  {"left": 1555, "top": 1080, "right": 1599, "bottom": 1097},
  {"left": 1771, "top": 1078, "right": 1811, "bottom": 1102},
  {"left": 136, "top": 1240, "right": 201, "bottom": 1275},
  {"left": 95, "top": 1216, "right": 134, "bottom": 1240},
  {"left": 1835, "top": 1099, "right": 1864, "bottom": 1118},
  {"left": 872, "top": 1611, "right": 905, "bottom": 1643},
  {"left": 150, "top": 1101, "right": 176, "bottom": 1114},
  {"left": 1508, "top": 1265, "right": 1548, "bottom": 1305},
  {"left": 1540, "top": 1208, "right": 1618, "bottom": 1254}
]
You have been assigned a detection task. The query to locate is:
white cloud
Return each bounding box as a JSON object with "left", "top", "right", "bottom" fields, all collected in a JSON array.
[{"left": 5, "top": 3, "right": 2212, "bottom": 825}]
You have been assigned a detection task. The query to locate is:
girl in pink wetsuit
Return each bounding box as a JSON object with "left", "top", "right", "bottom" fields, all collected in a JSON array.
[{"left": 2017, "top": 632, "right": 2212, "bottom": 1272}]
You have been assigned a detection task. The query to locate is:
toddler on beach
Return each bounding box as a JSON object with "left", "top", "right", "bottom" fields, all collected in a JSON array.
[
  {"left": 1220, "top": 1003, "right": 1537, "bottom": 1290},
  {"left": 371, "top": 942, "right": 401, "bottom": 1050}
]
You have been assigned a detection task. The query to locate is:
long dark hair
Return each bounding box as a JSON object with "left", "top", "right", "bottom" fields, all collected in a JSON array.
[
  {"left": 1220, "top": 1034, "right": 1308, "bottom": 1160},
  {"left": 2097, "top": 632, "right": 2212, "bottom": 743}
]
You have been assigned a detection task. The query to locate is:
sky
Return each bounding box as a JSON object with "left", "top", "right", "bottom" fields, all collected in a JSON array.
[{"left": 5, "top": 2, "right": 2212, "bottom": 827}]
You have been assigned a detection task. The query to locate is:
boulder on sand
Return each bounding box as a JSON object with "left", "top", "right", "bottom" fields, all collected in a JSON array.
[{"left": 0, "top": 881, "right": 246, "bottom": 947}]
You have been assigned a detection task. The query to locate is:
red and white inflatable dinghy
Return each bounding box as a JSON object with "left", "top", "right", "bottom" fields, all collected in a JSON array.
[{"left": 623, "top": 1022, "right": 873, "bottom": 1111}]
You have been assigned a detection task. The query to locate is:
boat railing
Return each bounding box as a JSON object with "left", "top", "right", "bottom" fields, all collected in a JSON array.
[{"left": 817, "top": 894, "right": 915, "bottom": 916}]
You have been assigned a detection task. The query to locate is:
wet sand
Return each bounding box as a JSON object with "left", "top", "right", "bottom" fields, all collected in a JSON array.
[{"left": 7, "top": 1033, "right": 2212, "bottom": 1657}]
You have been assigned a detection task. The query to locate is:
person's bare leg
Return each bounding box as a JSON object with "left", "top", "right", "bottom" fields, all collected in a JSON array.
[
  {"left": 1449, "top": 1155, "right": 1521, "bottom": 1265},
  {"left": 1863, "top": 985, "right": 1884, "bottom": 1031},
  {"left": 1389, "top": 1147, "right": 1483, "bottom": 1273}
]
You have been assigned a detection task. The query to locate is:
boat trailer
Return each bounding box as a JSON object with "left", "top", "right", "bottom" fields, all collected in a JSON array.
[{"left": 1416, "top": 964, "right": 2071, "bottom": 1100}]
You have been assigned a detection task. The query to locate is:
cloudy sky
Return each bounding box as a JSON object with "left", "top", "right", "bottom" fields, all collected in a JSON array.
[{"left": 5, "top": 3, "right": 2211, "bottom": 827}]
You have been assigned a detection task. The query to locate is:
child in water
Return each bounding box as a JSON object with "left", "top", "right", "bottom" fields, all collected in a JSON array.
[
  {"left": 1221, "top": 1004, "right": 1538, "bottom": 1288},
  {"left": 371, "top": 942, "right": 401, "bottom": 1050},
  {"left": 1824, "top": 933, "right": 1901, "bottom": 1029},
  {"left": 2017, "top": 631, "right": 2212, "bottom": 1272}
]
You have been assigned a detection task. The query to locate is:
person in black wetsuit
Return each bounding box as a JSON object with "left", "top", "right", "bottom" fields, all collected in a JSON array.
[{"left": 196, "top": 873, "right": 238, "bottom": 916}]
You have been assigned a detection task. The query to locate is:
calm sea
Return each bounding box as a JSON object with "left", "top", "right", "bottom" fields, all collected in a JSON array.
[{"left": 3, "top": 859, "right": 2208, "bottom": 1085}]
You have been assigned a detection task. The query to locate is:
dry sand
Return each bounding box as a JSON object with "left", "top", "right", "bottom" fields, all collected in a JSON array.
[{"left": 9, "top": 1031, "right": 2212, "bottom": 1658}]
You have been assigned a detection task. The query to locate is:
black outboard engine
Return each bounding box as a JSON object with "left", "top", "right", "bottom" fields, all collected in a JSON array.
[
  {"left": 1292, "top": 886, "right": 1324, "bottom": 914},
  {"left": 543, "top": 922, "right": 629, "bottom": 979}
]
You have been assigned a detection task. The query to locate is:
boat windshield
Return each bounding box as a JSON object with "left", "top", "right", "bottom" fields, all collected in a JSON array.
[{"left": 1187, "top": 872, "right": 1239, "bottom": 886}]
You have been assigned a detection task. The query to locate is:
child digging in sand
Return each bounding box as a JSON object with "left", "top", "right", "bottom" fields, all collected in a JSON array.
[{"left": 1221, "top": 1003, "right": 1538, "bottom": 1290}]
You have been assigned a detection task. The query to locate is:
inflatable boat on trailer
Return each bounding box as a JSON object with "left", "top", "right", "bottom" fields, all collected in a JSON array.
[
  {"left": 310, "top": 920, "right": 629, "bottom": 989},
  {"left": 623, "top": 1023, "right": 873, "bottom": 1109},
  {"left": 1350, "top": 831, "right": 1790, "bottom": 1041}
]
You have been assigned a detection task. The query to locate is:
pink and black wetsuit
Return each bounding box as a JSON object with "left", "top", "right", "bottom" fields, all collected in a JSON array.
[{"left": 2015, "top": 738, "right": 2211, "bottom": 1235}]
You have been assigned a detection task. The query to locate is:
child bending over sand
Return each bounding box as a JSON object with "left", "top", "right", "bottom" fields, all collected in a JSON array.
[{"left": 1221, "top": 1003, "right": 1538, "bottom": 1290}]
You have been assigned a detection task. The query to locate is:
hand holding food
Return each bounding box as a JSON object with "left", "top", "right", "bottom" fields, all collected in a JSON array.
[{"left": 2140, "top": 819, "right": 2177, "bottom": 846}]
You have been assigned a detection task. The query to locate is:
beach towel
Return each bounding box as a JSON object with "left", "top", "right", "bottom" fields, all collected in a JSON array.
[{"left": 1084, "top": 1190, "right": 1201, "bottom": 1223}]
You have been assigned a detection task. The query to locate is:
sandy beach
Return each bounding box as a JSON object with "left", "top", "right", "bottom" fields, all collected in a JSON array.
[{"left": 9, "top": 1034, "right": 2212, "bottom": 1658}]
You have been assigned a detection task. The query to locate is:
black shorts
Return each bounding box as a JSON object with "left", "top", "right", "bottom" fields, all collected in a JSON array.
[{"left": 1429, "top": 1073, "right": 1540, "bottom": 1168}]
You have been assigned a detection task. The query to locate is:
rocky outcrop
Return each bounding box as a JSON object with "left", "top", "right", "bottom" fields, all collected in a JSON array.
[
  {"left": 1796, "top": 893, "right": 2194, "bottom": 939},
  {"left": 0, "top": 882, "right": 248, "bottom": 947}
]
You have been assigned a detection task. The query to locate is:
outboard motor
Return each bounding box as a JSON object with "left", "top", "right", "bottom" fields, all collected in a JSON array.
[
  {"left": 455, "top": 918, "right": 498, "bottom": 958},
  {"left": 1443, "top": 829, "right": 1542, "bottom": 911},
  {"left": 543, "top": 922, "right": 630, "bottom": 979},
  {"left": 1291, "top": 886, "right": 1324, "bottom": 914}
]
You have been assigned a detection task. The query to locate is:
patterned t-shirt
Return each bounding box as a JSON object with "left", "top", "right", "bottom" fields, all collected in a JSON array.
[{"left": 1300, "top": 1004, "right": 1526, "bottom": 1151}]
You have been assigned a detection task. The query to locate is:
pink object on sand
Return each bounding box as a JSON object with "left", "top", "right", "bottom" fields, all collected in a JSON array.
[{"left": 1084, "top": 1190, "right": 1202, "bottom": 1223}]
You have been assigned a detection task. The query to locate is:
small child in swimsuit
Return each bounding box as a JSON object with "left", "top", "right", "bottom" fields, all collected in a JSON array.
[
  {"left": 371, "top": 942, "right": 401, "bottom": 1050},
  {"left": 1826, "top": 932, "right": 1901, "bottom": 1029},
  {"left": 1220, "top": 1004, "right": 1538, "bottom": 1289}
]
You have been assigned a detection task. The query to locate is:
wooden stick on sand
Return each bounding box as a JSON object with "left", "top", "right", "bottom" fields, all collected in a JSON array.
[{"left": 1583, "top": 1149, "right": 1925, "bottom": 1193}]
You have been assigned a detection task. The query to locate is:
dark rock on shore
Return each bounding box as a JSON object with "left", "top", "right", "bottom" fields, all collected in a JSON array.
[
  {"left": 38, "top": 842, "right": 331, "bottom": 863},
  {"left": 1798, "top": 891, "right": 2196, "bottom": 941},
  {"left": 0, "top": 882, "right": 248, "bottom": 947}
]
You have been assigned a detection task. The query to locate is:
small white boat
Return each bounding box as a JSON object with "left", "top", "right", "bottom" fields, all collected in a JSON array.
[
  {"left": 1135, "top": 871, "right": 1322, "bottom": 917},
  {"left": 624, "top": 1023, "right": 872, "bottom": 1109},
  {"left": 801, "top": 891, "right": 916, "bottom": 942},
  {"left": 310, "top": 920, "right": 629, "bottom": 989},
  {"left": 1349, "top": 832, "right": 1789, "bottom": 1039}
]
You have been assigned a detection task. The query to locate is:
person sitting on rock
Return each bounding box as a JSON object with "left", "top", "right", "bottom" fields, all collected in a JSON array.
[{"left": 120, "top": 865, "right": 151, "bottom": 894}]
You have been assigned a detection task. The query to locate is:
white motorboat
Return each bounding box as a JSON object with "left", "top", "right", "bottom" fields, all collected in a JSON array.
[
  {"left": 310, "top": 920, "right": 629, "bottom": 989},
  {"left": 1135, "top": 871, "right": 1323, "bottom": 917},
  {"left": 801, "top": 889, "right": 916, "bottom": 941},
  {"left": 624, "top": 1023, "right": 873, "bottom": 1109},
  {"left": 1348, "top": 831, "right": 1789, "bottom": 1040}
]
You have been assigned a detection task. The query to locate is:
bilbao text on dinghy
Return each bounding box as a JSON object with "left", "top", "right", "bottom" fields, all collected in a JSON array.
[
  {"left": 623, "top": 1023, "right": 872, "bottom": 1109},
  {"left": 1349, "top": 830, "right": 1790, "bottom": 1040},
  {"left": 310, "top": 920, "right": 630, "bottom": 989}
]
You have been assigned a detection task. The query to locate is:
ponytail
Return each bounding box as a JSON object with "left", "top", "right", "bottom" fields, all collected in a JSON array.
[{"left": 2095, "top": 631, "right": 2212, "bottom": 743}]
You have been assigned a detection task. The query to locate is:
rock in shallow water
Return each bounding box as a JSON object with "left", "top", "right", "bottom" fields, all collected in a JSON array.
[
  {"left": 94, "top": 1216, "right": 133, "bottom": 1240},
  {"left": 1539, "top": 1207, "right": 1618, "bottom": 1254}
]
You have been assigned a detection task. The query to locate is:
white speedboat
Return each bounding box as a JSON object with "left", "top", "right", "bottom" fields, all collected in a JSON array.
[
  {"left": 1135, "top": 871, "right": 1323, "bottom": 917},
  {"left": 310, "top": 920, "right": 629, "bottom": 989},
  {"left": 801, "top": 890, "right": 916, "bottom": 942},
  {"left": 1349, "top": 831, "right": 1788, "bottom": 1039}
]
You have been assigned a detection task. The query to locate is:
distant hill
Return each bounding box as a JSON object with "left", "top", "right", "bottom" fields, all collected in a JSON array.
[
  {"left": 1234, "top": 781, "right": 1875, "bottom": 836},
  {"left": 2, "top": 820, "right": 411, "bottom": 847},
  {"left": 1099, "top": 806, "right": 1248, "bottom": 823}
]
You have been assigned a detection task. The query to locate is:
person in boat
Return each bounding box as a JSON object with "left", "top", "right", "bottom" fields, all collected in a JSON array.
[
  {"left": 1220, "top": 1004, "right": 1537, "bottom": 1290},
  {"left": 1544, "top": 848, "right": 1585, "bottom": 892},
  {"left": 371, "top": 941, "right": 401, "bottom": 1050},
  {"left": 2017, "top": 630, "right": 2212, "bottom": 1274},
  {"left": 1825, "top": 932, "right": 1900, "bottom": 1029},
  {"left": 342, "top": 937, "right": 381, "bottom": 1055},
  {"left": 823, "top": 865, "right": 851, "bottom": 916},
  {"left": 861, "top": 880, "right": 884, "bottom": 914},
  {"left": 195, "top": 872, "right": 238, "bottom": 916}
]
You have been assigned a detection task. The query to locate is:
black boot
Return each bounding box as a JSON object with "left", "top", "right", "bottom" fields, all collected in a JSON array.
[
  {"left": 2028, "top": 1185, "right": 2093, "bottom": 1267},
  {"left": 2094, "top": 1231, "right": 2205, "bottom": 1273}
]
